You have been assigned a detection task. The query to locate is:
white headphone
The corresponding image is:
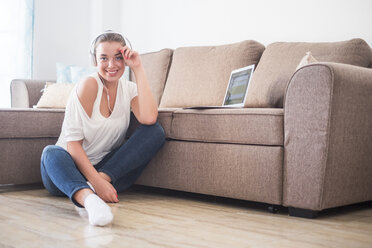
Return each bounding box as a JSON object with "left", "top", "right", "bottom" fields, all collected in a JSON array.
[{"left": 90, "top": 30, "right": 132, "bottom": 66}]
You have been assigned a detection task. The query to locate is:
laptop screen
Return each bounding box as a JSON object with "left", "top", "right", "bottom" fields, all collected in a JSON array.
[{"left": 223, "top": 65, "right": 254, "bottom": 107}]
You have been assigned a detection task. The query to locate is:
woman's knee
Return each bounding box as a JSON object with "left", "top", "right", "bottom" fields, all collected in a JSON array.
[
  {"left": 146, "top": 122, "right": 166, "bottom": 143},
  {"left": 41, "top": 145, "right": 70, "bottom": 169},
  {"left": 134, "top": 122, "right": 165, "bottom": 149},
  {"left": 42, "top": 145, "right": 64, "bottom": 156}
]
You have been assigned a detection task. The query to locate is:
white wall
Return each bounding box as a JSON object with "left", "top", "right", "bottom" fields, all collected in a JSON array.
[
  {"left": 33, "top": 0, "right": 92, "bottom": 79},
  {"left": 120, "top": 0, "right": 372, "bottom": 53},
  {"left": 33, "top": 0, "right": 122, "bottom": 80},
  {"left": 33, "top": 0, "right": 372, "bottom": 79}
]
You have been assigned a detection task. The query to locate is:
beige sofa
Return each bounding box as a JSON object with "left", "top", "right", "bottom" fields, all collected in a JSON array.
[{"left": 3, "top": 39, "right": 372, "bottom": 218}]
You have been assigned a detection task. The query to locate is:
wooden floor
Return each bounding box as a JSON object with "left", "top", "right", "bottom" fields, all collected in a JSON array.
[{"left": 0, "top": 185, "right": 371, "bottom": 248}]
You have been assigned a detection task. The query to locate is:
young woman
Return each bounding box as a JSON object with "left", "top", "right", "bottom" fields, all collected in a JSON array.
[{"left": 40, "top": 31, "right": 165, "bottom": 226}]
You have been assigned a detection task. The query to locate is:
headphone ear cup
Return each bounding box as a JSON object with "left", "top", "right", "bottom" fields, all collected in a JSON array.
[
  {"left": 90, "top": 52, "right": 97, "bottom": 66},
  {"left": 90, "top": 36, "right": 98, "bottom": 66},
  {"left": 90, "top": 45, "right": 97, "bottom": 66}
]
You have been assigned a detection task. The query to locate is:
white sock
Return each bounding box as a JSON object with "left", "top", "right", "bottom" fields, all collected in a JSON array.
[{"left": 84, "top": 194, "right": 114, "bottom": 226}]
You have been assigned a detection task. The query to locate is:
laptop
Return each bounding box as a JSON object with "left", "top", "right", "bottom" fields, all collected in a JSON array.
[{"left": 184, "top": 64, "right": 255, "bottom": 109}]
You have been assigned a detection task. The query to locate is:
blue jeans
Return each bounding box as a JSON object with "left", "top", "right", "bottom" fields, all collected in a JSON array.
[{"left": 40, "top": 122, "right": 165, "bottom": 207}]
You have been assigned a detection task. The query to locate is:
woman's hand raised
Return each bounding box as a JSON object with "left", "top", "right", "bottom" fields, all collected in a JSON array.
[{"left": 119, "top": 46, "right": 142, "bottom": 70}]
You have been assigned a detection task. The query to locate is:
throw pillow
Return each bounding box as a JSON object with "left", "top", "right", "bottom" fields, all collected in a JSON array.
[
  {"left": 244, "top": 38, "right": 372, "bottom": 108},
  {"left": 296, "top": 51, "right": 318, "bottom": 70},
  {"left": 131, "top": 49, "right": 173, "bottom": 106},
  {"left": 36, "top": 82, "right": 76, "bottom": 108},
  {"left": 159, "top": 40, "right": 265, "bottom": 108}
]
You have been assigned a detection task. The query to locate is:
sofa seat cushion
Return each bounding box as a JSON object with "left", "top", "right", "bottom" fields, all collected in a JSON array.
[
  {"left": 159, "top": 40, "right": 265, "bottom": 108},
  {"left": 0, "top": 108, "right": 65, "bottom": 138},
  {"left": 245, "top": 38, "right": 372, "bottom": 108},
  {"left": 170, "top": 108, "right": 284, "bottom": 146}
]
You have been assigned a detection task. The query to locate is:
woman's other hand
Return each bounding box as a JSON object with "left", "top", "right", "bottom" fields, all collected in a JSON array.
[{"left": 90, "top": 176, "right": 119, "bottom": 203}]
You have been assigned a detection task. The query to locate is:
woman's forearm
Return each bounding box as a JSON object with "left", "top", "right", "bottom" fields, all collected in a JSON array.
[
  {"left": 132, "top": 66, "right": 158, "bottom": 123},
  {"left": 67, "top": 141, "right": 100, "bottom": 182}
]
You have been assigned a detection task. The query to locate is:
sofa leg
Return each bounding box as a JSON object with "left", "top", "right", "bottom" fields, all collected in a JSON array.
[
  {"left": 268, "top": 204, "right": 279, "bottom": 214},
  {"left": 288, "top": 207, "right": 318, "bottom": 218}
]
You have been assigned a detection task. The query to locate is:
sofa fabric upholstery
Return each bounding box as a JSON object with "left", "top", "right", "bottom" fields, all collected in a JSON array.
[
  {"left": 0, "top": 108, "right": 64, "bottom": 138},
  {"left": 245, "top": 39, "right": 372, "bottom": 108},
  {"left": 136, "top": 140, "right": 283, "bottom": 205},
  {"left": 284, "top": 62, "right": 372, "bottom": 211},
  {"left": 159, "top": 40, "right": 265, "bottom": 108},
  {"left": 0, "top": 138, "right": 57, "bottom": 185},
  {"left": 128, "top": 107, "right": 284, "bottom": 146},
  {"left": 170, "top": 108, "right": 283, "bottom": 146},
  {"left": 131, "top": 49, "right": 173, "bottom": 106}
]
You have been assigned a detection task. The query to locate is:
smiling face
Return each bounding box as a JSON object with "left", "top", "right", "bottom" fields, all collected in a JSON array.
[{"left": 95, "top": 41, "right": 125, "bottom": 83}]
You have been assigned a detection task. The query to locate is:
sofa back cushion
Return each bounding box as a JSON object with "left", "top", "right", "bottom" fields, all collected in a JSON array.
[
  {"left": 245, "top": 38, "right": 372, "bottom": 108},
  {"left": 159, "top": 40, "right": 265, "bottom": 108},
  {"left": 131, "top": 49, "right": 173, "bottom": 106}
]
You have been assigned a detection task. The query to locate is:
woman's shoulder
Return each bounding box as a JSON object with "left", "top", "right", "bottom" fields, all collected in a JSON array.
[
  {"left": 77, "top": 76, "right": 98, "bottom": 98},
  {"left": 76, "top": 76, "right": 99, "bottom": 118}
]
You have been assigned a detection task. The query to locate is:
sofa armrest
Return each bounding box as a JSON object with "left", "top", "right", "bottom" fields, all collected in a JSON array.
[
  {"left": 283, "top": 62, "right": 372, "bottom": 211},
  {"left": 10, "top": 79, "right": 55, "bottom": 108}
]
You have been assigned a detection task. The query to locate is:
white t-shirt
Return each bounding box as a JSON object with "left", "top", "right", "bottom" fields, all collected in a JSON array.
[{"left": 56, "top": 72, "right": 138, "bottom": 165}]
